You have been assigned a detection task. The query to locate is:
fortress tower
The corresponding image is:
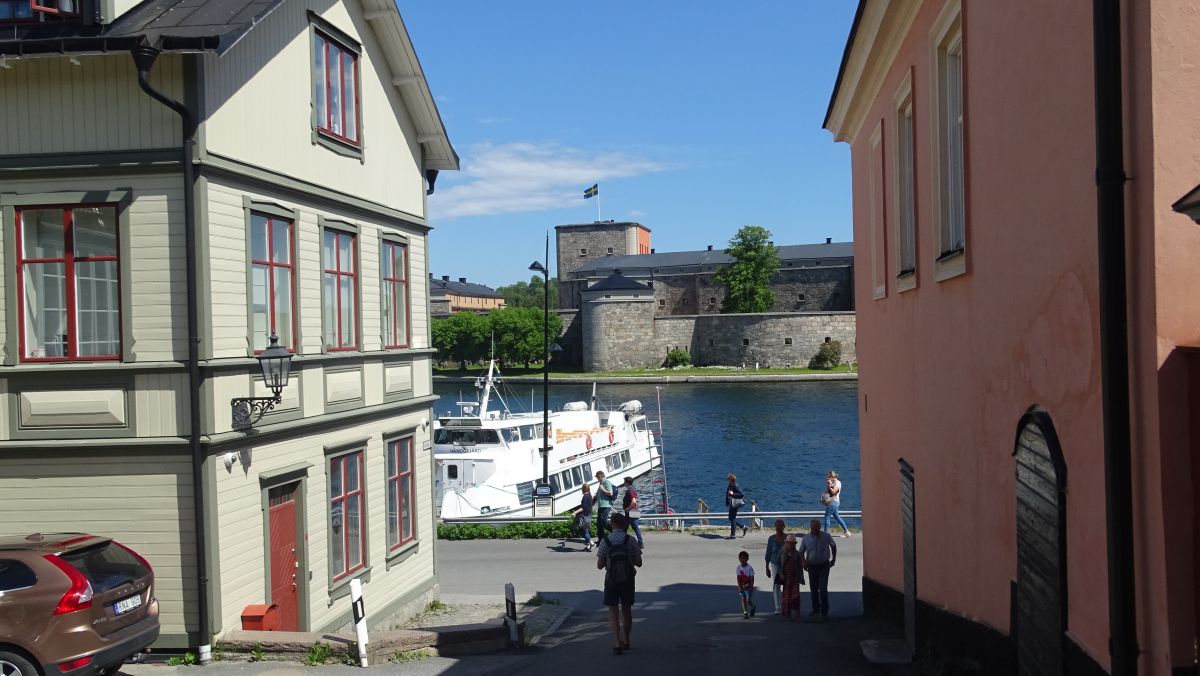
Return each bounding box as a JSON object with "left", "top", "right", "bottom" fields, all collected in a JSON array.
[{"left": 555, "top": 221, "right": 651, "bottom": 308}]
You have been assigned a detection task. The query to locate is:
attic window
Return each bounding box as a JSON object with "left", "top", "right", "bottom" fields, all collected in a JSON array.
[
  {"left": 1, "top": 0, "right": 78, "bottom": 20},
  {"left": 313, "top": 27, "right": 362, "bottom": 153}
]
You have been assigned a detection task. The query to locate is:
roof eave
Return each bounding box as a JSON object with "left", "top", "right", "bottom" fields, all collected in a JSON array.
[{"left": 359, "top": 1, "right": 458, "bottom": 172}]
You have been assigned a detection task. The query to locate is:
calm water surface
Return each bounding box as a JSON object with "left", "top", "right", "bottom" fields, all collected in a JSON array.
[{"left": 433, "top": 380, "right": 860, "bottom": 517}]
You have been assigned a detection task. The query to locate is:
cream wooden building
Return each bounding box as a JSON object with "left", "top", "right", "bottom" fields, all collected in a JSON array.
[{"left": 0, "top": 0, "right": 457, "bottom": 650}]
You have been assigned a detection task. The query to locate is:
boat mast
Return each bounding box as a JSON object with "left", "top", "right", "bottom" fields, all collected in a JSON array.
[
  {"left": 656, "top": 386, "right": 670, "bottom": 515},
  {"left": 590, "top": 382, "right": 597, "bottom": 411},
  {"left": 478, "top": 360, "right": 496, "bottom": 417}
]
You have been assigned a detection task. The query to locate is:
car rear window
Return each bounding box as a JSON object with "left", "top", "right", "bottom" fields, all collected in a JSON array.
[
  {"left": 0, "top": 559, "right": 37, "bottom": 591},
  {"left": 61, "top": 542, "right": 148, "bottom": 593}
]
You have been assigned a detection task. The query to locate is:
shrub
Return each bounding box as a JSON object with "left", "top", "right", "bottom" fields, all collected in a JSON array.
[
  {"left": 664, "top": 347, "right": 691, "bottom": 368},
  {"left": 808, "top": 340, "right": 843, "bottom": 370},
  {"left": 438, "top": 520, "right": 574, "bottom": 540}
]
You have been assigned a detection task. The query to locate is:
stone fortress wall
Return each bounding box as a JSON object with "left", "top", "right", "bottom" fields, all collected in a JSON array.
[{"left": 557, "top": 306, "right": 856, "bottom": 371}]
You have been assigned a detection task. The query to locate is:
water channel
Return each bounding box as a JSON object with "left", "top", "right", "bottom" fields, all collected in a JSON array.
[{"left": 433, "top": 379, "right": 861, "bottom": 518}]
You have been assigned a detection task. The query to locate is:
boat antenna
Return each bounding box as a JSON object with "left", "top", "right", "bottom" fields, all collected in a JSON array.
[
  {"left": 655, "top": 386, "right": 670, "bottom": 516},
  {"left": 590, "top": 382, "right": 597, "bottom": 411}
]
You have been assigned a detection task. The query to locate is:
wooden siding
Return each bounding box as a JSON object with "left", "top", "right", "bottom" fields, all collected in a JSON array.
[
  {"left": 213, "top": 411, "right": 434, "bottom": 634},
  {"left": 0, "top": 452, "right": 197, "bottom": 641},
  {"left": 133, "top": 372, "right": 189, "bottom": 436},
  {"left": 202, "top": 0, "right": 425, "bottom": 216},
  {"left": 0, "top": 174, "right": 187, "bottom": 362},
  {"left": 0, "top": 54, "right": 182, "bottom": 155},
  {"left": 204, "top": 178, "right": 429, "bottom": 362}
]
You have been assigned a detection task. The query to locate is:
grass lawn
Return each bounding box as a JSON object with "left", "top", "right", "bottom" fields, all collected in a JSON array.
[{"left": 433, "top": 363, "right": 857, "bottom": 378}]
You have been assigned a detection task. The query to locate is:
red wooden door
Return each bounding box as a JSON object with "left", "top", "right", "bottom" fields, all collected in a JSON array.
[{"left": 268, "top": 482, "right": 300, "bottom": 631}]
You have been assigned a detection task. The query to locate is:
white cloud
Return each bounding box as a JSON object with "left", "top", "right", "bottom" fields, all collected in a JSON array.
[
  {"left": 429, "top": 142, "right": 668, "bottom": 219},
  {"left": 477, "top": 116, "right": 511, "bottom": 125},
  {"left": 627, "top": 209, "right": 646, "bottom": 218}
]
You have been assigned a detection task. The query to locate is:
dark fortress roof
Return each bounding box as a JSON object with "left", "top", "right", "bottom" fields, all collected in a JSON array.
[
  {"left": 575, "top": 241, "right": 854, "bottom": 274},
  {"left": 0, "top": 0, "right": 285, "bottom": 56},
  {"left": 584, "top": 272, "right": 651, "bottom": 293},
  {"left": 429, "top": 276, "right": 503, "bottom": 299}
]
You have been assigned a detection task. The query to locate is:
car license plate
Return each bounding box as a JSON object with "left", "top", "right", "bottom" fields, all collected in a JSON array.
[{"left": 114, "top": 594, "right": 142, "bottom": 615}]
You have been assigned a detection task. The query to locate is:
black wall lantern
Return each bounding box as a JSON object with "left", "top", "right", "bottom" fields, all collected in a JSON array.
[{"left": 231, "top": 333, "right": 294, "bottom": 430}]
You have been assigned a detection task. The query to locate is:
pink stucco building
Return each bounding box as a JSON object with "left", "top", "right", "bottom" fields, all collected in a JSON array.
[{"left": 825, "top": 1, "right": 1199, "bottom": 674}]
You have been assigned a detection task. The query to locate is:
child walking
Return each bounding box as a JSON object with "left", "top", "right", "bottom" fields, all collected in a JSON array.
[{"left": 736, "top": 551, "right": 756, "bottom": 619}]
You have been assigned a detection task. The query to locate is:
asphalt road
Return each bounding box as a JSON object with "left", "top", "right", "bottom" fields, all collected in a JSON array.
[{"left": 128, "top": 529, "right": 897, "bottom": 676}]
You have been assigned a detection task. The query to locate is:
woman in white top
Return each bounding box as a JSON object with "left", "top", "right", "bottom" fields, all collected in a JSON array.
[{"left": 823, "top": 471, "right": 852, "bottom": 537}]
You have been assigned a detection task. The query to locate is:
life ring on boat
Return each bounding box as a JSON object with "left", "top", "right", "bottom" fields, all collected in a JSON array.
[
  {"left": 608, "top": 429, "right": 615, "bottom": 444},
  {"left": 586, "top": 435, "right": 593, "bottom": 450}
]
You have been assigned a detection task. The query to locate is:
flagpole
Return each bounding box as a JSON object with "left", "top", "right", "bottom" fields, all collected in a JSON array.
[{"left": 596, "top": 183, "right": 601, "bottom": 222}]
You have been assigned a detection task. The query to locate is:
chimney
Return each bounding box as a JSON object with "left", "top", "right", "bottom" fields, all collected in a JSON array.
[
  {"left": 428, "top": 272, "right": 433, "bottom": 279},
  {"left": 707, "top": 245, "right": 713, "bottom": 251},
  {"left": 442, "top": 275, "right": 450, "bottom": 281},
  {"left": 459, "top": 277, "right": 467, "bottom": 283},
  {"left": 825, "top": 237, "right": 832, "bottom": 244},
  {"left": 650, "top": 248, "right": 656, "bottom": 254}
]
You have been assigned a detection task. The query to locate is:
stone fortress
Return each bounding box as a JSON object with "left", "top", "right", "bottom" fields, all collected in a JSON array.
[{"left": 553, "top": 221, "right": 858, "bottom": 371}]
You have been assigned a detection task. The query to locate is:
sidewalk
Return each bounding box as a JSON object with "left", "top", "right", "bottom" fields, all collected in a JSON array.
[{"left": 126, "top": 529, "right": 898, "bottom": 675}]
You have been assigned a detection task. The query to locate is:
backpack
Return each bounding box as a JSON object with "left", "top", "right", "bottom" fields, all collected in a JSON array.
[
  {"left": 605, "top": 535, "right": 635, "bottom": 584},
  {"left": 607, "top": 483, "right": 620, "bottom": 507}
]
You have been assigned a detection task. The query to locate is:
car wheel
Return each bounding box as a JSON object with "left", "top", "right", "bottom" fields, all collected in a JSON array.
[{"left": 0, "top": 651, "right": 42, "bottom": 676}]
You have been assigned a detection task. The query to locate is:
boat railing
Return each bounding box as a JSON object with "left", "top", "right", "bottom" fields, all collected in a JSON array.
[{"left": 440, "top": 510, "right": 863, "bottom": 532}]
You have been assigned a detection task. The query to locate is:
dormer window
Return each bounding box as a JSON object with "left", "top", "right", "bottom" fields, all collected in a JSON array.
[
  {"left": 312, "top": 24, "right": 362, "bottom": 156},
  {"left": 1, "top": 0, "right": 78, "bottom": 21}
]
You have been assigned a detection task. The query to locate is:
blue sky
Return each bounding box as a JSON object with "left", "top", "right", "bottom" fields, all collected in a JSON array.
[{"left": 399, "top": 2, "right": 857, "bottom": 288}]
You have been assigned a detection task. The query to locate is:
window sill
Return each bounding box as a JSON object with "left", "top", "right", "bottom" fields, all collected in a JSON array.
[
  {"left": 934, "top": 249, "right": 966, "bottom": 282},
  {"left": 896, "top": 270, "right": 917, "bottom": 293},
  {"left": 385, "top": 540, "right": 420, "bottom": 570},
  {"left": 328, "top": 565, "right": 371, "bottom": 602},
  {"left": 313, "top": 129, "right": 364, "bottom": 162}
]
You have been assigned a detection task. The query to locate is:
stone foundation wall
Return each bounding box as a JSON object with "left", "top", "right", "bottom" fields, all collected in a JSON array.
[
  {"left": 652, "top": 312, "right": 857, "bottom": 368},
  {"left": 582, "top": 298, "right": 657, "bottom": 371}
]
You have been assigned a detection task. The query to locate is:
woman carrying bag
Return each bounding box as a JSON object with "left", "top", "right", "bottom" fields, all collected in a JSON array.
[
  {"left": 573, "top": 482, "right": 595, "bottom": 551},
  {"left": 726, "top": 473, "right": 748, "bottom": 539}
]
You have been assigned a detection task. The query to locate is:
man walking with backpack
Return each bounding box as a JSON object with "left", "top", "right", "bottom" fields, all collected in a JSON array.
[{"left": 597, "top": 512, "right": 642, "bottom": 655}]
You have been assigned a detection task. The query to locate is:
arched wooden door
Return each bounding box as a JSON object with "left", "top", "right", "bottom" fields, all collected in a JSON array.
[{"left": 1013, "top": 407, "right": 1068, "bottom": 676}]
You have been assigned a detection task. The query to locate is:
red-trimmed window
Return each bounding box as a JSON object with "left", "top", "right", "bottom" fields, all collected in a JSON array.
[
  {"left": 249, "top": 212, "right": 296, "bottom": 351},
  {"left": 16, "top": 205, "right": 120, "bottom": 361},
  {"left": 381, "top": 241, "right": 409, "bottom": 349},
  {"left": 329, "top": 451, "right": 365, "bottom": 580},
  {"left": 313, "top": 31, "right": 359, "bottom": 146},
  {"left": 322, "top": 229, "right": 357, "bottom": 350},
  {"left": 386, "top": 436, "right": 416, "bottom": 549},
  {"left": 1, "top": 0, "right": 78, "bottom": 21}
]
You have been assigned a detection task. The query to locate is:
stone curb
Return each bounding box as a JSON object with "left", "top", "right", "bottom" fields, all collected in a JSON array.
[
  {"left": 522, "top": 601, "right": 574, "bottom": 648},
  {"left": 217, "top": 621, "right": 518, "bottom": 664}
]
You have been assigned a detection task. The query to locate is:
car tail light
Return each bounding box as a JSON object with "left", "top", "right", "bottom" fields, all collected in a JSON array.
[
  {"left": 57, "top": 656, "right": 92, "bottom": 673},
  {"left": 44, "top": 554, "right": 94, "bottom": 615},
  {"left": 114, "top": 540, "right": 154, "bottom": 575}
]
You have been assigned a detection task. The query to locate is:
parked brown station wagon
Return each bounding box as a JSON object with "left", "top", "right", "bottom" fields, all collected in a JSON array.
[{"left": 0, "top": 534, "right": 159, "bottom": 676}]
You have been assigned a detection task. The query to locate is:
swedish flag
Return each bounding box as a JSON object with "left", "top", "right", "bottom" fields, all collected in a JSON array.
[{"left": 583, "top": 184, "right": 599, "bottom": 199}]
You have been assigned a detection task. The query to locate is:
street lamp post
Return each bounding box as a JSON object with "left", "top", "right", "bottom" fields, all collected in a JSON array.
[{"left": 528, "top": 259, "right": 550, "bottom": 483}]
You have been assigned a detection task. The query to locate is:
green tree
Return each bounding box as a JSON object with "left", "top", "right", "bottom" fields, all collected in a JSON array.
[
  {"left": 713, "top": 225, "right": 780, "bottom": 313},
  {"left": 489, "top": 307, "right": 563, "bottom": 369},
  {"left": 432, "top": 311, "right": 490, "bottom": 368},
  {"left": 496, "top": 275, "right": 558, "bottom": 309}
]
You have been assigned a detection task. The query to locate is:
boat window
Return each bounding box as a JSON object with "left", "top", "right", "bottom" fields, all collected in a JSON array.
[
  {"left": 534, "top": 424, "right": 544, "bottom": 439},
  {"left": 446, "top": 465, "right": 458, "bottom": 480},
  {"left": 549, "top": 475, "right": 561, "bottom": 495},
  {"left": 504, "top": 428, "right": 520, "bottom": 443},
  {"left": 477, "top": 430, "right": 500, "bottom": 444},
  {"left": 520, "top": 425, "right": 537, "bottom": 441},
  {"left": 605, "top": 455, "right": 616, "bottom": 471},
  {"left": 516, "top": 481, "right": 534, "bottom": 505},
  {"left": 435, "top": 428, "right": 495, "bottom": 445},
  {"left": 582, "top": 462, "right": 592, "bottom": 479},
  {"left": 561, "top": 470, "right": 574, "bottom": 489},
  {"left": 571, "top": 466, "right": 583, "bottom": 486},
  {"left": 621, "top": 450, "right": 631, "bottom": 466}
]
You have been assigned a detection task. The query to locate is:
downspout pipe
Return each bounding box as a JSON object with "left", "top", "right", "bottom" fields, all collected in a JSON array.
[
  {"left": 1092, "top": 1, "right": 1138, "bottom": 673},
  {"left": 131, "top": 45, "right": 211, "bottom": 661}
]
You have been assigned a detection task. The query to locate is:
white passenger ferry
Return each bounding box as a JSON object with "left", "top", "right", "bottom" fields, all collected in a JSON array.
[{"left": 434, "top": 362, "right": 661, "bottom": 519}]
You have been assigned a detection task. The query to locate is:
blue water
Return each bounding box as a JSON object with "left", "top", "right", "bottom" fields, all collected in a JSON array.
[{"left": 432, "top": 380, "right": 861, "bottom": 516}]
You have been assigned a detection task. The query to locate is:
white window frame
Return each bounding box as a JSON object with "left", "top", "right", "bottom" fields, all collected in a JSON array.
[
  {"left": 930, "top": 0, "right": 966, "bottom": 281},
  {"left": 893, "top": 69, "right": 917, "bottom": 292},
  {"left": 868, "top": 122, "right": 887, "bottom": 300}
]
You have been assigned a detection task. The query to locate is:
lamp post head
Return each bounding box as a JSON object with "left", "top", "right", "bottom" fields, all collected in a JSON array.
[
  {"left": 257, "top": 333, "right": 293, "bottom": 399},
  {"left": 529, "top": 261, "right": 547, "bottom": 275}
]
